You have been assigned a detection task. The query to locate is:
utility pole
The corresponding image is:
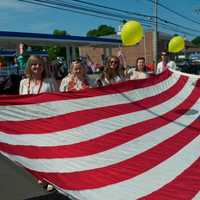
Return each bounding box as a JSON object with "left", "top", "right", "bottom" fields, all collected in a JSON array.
[{"left": 153, "top": 0, "right": 158, "bottom": 72}]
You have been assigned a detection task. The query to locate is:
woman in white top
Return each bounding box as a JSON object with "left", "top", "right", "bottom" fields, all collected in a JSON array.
[
  {"left": 19, "top": 56, "right": 57, "bottom": 191},
  {"left": 128, "top": 57, "right": 149, "bottom": 80},
  {"left": 19, "top": 55, "right": 58, "bottom": 95},
  {"left": 96, "top": 56, "right": 125, "bottom": 86},
  {"left": 60, "top": 59, "right": 90, "bottom": 92}
]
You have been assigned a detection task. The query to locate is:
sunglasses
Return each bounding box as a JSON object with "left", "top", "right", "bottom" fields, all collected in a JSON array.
[{"left": 110, "top": 60, "right": 119, "bottom": 64}]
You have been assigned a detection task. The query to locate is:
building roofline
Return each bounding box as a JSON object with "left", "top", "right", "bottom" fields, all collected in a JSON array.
[{"left": 0, "top": 31, "right": 122, "bottom": 48}]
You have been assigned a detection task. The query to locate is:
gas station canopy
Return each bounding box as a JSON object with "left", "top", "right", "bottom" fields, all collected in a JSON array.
[{"left": 0, "top": 31, "right": 122, "bottom": 49}]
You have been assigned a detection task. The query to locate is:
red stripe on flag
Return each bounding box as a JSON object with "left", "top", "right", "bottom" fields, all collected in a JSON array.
[
  {"left": 139, "top": 158, "right": 200, "bottom": 200},
  {"left": 28, "top": 119, "right": 200, "bottom": 190},
  {"left": 0, "top": 70, "right": 172, "bottom": 106},
  {"left": 1, "top": 76, "right": 198, "bottom": 159},
  {"left": 0, "top": 75, "right": 187, "bottom": 134}
]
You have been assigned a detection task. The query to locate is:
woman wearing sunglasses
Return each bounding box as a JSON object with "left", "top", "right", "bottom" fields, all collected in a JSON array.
[
  {"left": 96, "top": 55, "right": 125, "bottom": 86},
  {"left": 19, "top": 55, "right": 58, "bottom": 95}
]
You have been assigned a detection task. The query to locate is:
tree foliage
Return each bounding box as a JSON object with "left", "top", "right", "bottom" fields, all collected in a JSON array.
[
  {"left": 47, "top": 29, "right": 69, "bottom": 61},
  {"left": 191, "top": 36, "right": 200, "bottom": 47},
  {"left": 53, "top": 29, "right": 68, "bottom": 36},
  {"left": 86, "top": 25, "right": 116, "bottom": 37}
]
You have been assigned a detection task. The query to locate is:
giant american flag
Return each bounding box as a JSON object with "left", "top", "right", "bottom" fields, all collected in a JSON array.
[{"left": 0, "top": 69, "right": 199, "bottom": 200}]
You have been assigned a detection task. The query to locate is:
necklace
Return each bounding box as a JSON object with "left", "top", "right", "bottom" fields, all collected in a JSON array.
[{"left": 27, "top": 79, "right": 43, "bottom": 94}]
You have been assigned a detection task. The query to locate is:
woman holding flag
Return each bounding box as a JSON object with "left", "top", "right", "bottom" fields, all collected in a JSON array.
[
  {"left": 96, "top": 55, "right": 126, "bottom": 87},
  {"left": 60, "top": 58, "right": 90, "bottom": 92},
  {"left": 19, "top": 55, "right": 58, "bottom": 95}
]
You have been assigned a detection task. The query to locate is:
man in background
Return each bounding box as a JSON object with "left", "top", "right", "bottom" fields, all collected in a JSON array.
[{"left": 156, "top": 51, "right": 177, "bottom": 74}]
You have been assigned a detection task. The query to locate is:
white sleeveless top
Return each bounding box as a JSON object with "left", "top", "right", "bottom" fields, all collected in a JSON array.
[
  {"left": 19, "top": 78, "right": 58, "bottom": 95},
  {"left": 128, "top": 68, "right": 149, "bottom": 80}
]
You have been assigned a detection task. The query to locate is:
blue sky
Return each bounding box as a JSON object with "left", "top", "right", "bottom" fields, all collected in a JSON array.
[{"left": 0, "top": 0, "right": 200, "bottom": 40}]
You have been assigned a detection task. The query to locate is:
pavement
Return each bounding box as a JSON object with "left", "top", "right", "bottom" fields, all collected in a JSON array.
[{"left": 0, "top": 154, "right": 70, "bottom": 200}]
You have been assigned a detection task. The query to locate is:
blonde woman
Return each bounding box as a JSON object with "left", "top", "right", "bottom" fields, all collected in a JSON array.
[
  {"left": 60, "top": 59, "right": 90, "bottom": 92},
  {"left": 19, "top": 55, "right": 58, "bottom": 95},
  {"left": 96, "top": 56, "right": 125, "bottom": 87}
]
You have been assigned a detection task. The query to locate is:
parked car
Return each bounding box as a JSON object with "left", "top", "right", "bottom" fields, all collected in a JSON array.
[{"left": 176, "top": 59, "right": 200, "bottom": 75}]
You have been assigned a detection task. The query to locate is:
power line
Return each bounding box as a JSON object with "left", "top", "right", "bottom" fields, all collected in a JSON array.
[
  {"left": 69, "top": 0, "right": 200, "bottom": 34},
  {"left": 70, "top": 0, "right": 153, "bottom": 19},
  {"left": 145, "top": 0, "right": 200, "bottom": 26},
  {"left": 157, "top": 17, "right": 200, "bottom": 34},
  {"left": 36, "top": 0, "right": 153, "bottom": 24},
  {"left": 68, "top": 0, "right": 200, "bottom": 34},
  {"left": 19, "top": 0, "right": 153, "bottom": 27},
  {"left": 19, "top": 0, "right": 123, "bottom": 23},
  {"left": 18, "top": 0, "right": 199, "bottom": 37},
  {"left": 158, "top": 23, "right": 194, "bottom": 36}
]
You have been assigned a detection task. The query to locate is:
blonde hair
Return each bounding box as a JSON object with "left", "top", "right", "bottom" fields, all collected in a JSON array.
[
  {"left": 69, "top": 59, "right": 87, "bottom": 78},
  {"left": 25, "top": 55, "right": 47, "bottom": 79}
]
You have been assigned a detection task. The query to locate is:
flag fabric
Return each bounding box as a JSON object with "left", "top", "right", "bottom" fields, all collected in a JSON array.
[{"left": 0, "top": 69, "right": 199, "bottom": 200}]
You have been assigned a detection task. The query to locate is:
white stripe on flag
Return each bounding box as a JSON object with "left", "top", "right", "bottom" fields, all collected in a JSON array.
[
  {"left": 2, "top": 99, "right": 199, "bottom": 173},
  {"left": 193, "top": 191, "right": 200, "bottom": 200},
  {"left": 0, "top": 73, "right": 179, "bottom": 121},
  {"left": 59, "top": 135, "right": 200, "bottom": 200},
  {"left": 0, "top": 77, "right": 194, "bottom": 146}
]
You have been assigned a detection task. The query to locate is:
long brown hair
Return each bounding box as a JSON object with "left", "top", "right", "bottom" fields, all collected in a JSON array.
[{"left": 102, "top": 56, "right": 123, "bottom": 81}]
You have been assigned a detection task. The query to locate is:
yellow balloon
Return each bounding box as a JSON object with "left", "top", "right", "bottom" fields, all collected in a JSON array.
[
  {"left": 168, "top": 36, "right": 185, "bottom": 53},
  {"left": 121, "top": 20, "right": 143, "bottom": 46}
]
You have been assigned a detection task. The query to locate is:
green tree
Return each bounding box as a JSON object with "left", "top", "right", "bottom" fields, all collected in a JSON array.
[
  {"left": 47, "top": 29, "right": 69, "bottom": 61},
  {"left": 122, "top": 20, "right": 127, "bottom": 24},
  {"left": 191, "top": 36, "right": 200, "bottom": 47},
  {"left": 53, "top": 29, "right": 68, "bottom": 36},
  {"left": 86, "top": 25, "right": 116, "bottom": 37}
]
